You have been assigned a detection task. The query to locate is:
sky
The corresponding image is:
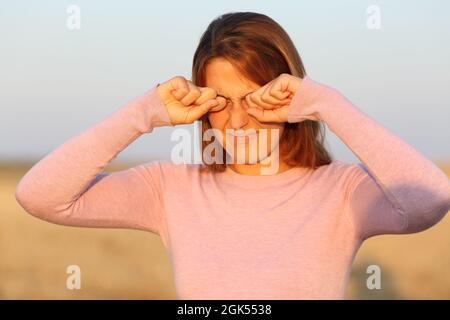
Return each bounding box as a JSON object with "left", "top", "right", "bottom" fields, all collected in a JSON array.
[{"left": 1, "top": 1, "right": 449, "bottom": 164}]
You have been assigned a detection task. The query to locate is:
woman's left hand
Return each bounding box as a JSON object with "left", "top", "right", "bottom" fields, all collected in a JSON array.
[{"left": 245, "top": 73, "right": 302, "bottom": 122}]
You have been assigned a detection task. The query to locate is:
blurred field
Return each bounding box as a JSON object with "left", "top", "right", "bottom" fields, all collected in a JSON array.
[{"left": 0, "top": 161, "right": 449, "bottom": 299}]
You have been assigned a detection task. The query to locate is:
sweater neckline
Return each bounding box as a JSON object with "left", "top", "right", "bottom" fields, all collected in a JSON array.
[{"left": 216, "top": 165, "right": 313, "bottom": 189}]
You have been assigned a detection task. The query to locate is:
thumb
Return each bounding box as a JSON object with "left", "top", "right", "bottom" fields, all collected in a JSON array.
[
  {"left": 246, "top": 107, "right": 265, "bottom": 121},
  {"left": 247, "top": 107, "right": 284, "bottom": 122},
  {"left": 271, "top": 88, "right": 291, "bottom": 100}
]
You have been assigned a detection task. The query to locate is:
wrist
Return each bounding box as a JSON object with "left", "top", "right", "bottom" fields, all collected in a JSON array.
[
  {"left": 287, "top": 76, "right": 341, "bottom": 123},
  {"left": 142, "top": 86, "right": 173, "bottom": 130}
]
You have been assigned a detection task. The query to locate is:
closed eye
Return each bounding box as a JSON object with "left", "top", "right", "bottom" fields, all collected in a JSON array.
[
  {"left": 216, "top": 91, "right": 254, "bottom": 102},
  {"left": 208, "top": 92, "right": 253, "bottom": 114}
]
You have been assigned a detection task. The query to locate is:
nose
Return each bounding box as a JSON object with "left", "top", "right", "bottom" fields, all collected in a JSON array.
[{"left": 228, "top": 99, "right": 249, "bottom": 129}]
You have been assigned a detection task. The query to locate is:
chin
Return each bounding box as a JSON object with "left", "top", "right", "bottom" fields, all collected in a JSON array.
[{"left": 225, "top": 142, "right": 280, "bottom": 165}]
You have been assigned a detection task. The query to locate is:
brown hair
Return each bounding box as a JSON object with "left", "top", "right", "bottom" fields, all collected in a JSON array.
[{"left": 192, "top": 12, "right": 333, "bottom": 172}]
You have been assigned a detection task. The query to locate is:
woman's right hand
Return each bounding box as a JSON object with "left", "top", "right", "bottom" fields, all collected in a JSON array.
[{"left": 156, "top": 76, "right": 227, "bottom": 125}]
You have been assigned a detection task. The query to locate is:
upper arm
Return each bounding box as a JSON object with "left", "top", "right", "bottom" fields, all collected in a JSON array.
[
  {"left": 18, "top": 161, "right": 166, "bottom": 235},
  {"left": 345, "top": 163, "right": 408, "bottom": 240}
]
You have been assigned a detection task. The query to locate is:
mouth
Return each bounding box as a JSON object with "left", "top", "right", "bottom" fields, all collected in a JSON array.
[
  {"left": 226, "top": 129, "right": 258, "bottom": 137},
  {"left": 225, "top": 129, "right": 258, "bottom": 145}
]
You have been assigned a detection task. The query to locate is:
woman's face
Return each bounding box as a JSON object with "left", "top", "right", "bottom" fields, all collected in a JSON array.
[{"left": 204, "top": 58, "right": 284, "bottom": 164}]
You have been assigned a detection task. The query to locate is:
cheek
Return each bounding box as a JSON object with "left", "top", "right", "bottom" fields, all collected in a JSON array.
[{"left": 208, "top": 111, "right": 227, "bottom": 129}]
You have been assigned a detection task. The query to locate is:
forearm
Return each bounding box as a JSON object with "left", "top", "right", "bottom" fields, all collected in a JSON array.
[
  {"left": 288, "top": 76, "right": 450, "bottom": 230},
  {"left": 15, "top": 85, "right": 171, "bottom": 216}
]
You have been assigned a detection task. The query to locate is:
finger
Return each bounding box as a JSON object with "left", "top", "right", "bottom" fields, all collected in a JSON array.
[
  {"left": 247, "top": 83, "right": 272, "bottom": 108},
  {"left": 270, "top": 76, "right": 292, "bottom": 99},
  {"left": 261, "top": 82, "right": 292, "bottom": 106},
  {"left": 248, "top": 83, "right": 283, "bottom": 110},
  {"left": 268, "top": 88, "right": 292, "bottom": 104},
  {"left": 271, "top": 89, "right": 291, "bottom": 100},
  {"left": 186, "top": 99, "right": 221, "bottom": 121},
  {"left": 209, "top": 97, "right": 228, "bottom": 112},
  {"left": 180, "top": 81, "right": 202, "bottom": 106},
  {"left": 260, "top": 82, "right": 284, "bottom": 105},
  {"left": 248, "top": 90, "right": 278, "bottom": 109},
  {"left": 244, "top": 93, "right": 260, "bottom": 109},
  {"left": 170, "top": 77, "right": 190, "bottom": 100},
  {"left": 194, "top": 86, "right": 217, "bottom": 105}
]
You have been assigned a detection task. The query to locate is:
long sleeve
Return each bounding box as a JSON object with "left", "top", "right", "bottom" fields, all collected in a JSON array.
[
  {"left": 287, "top": 76, "right": 450, "bottom": 240},
  {"left": 15, "top": 85, "right": 172, "bottom": 235}
]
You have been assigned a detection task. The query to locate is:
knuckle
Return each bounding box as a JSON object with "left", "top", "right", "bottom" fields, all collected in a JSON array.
[
  {"left": 269, "top": 88, "right": 277, "bottom": 96},
  {"left": 173, "top": 75, "right": 185, "bottom": 82},
  {"left": 203, "top": 87, "right": 216, "bottom": 97}
]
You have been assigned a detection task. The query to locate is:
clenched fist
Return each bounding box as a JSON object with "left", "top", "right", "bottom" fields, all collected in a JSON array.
[
  {"left": 245, "top": 73, "right": 303, "bottom": 123},
  {"left": 156, "top": 76, "right": 226, "bottom": 125}
]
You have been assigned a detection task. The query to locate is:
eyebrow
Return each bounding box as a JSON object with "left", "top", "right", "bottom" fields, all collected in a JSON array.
[{"left": 216, "top": 90, "right": 255, "bottom": 100}]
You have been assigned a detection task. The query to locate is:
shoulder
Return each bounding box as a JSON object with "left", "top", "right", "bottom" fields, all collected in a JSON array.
[
  {"left": 138, "top": 160, "right": 209, "bottom": 181},
  {"left": 313, "top": 160, "right": 372, "bottom": 187}
]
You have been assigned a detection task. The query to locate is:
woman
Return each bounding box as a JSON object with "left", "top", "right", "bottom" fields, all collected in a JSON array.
[{"left": 15, "top": 12, "right": 450, "bottom": 299}]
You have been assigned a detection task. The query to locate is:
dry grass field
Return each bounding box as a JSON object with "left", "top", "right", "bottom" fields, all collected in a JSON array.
[{"left": 1, "top": 161, "right": 449, "bottom": 299}]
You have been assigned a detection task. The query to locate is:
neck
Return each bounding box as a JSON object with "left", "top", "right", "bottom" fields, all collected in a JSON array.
[{"left": 228, "top": 159, "right": 294, "bottom": 176}]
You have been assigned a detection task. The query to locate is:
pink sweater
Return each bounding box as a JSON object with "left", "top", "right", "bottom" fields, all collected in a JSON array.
[{"left": 15, "top": 76, "right": 450, "bottom": 299}]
